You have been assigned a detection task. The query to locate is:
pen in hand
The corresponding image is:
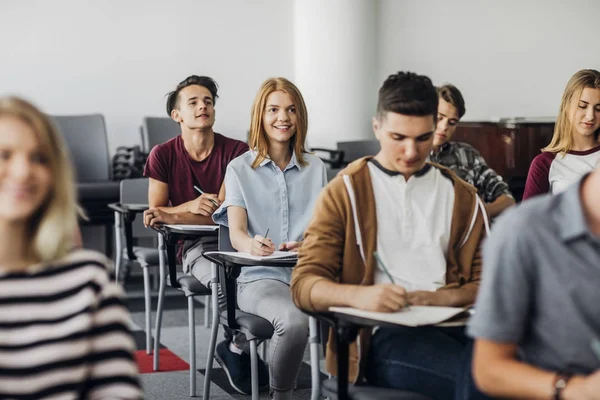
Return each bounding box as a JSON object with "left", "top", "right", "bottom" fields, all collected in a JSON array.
[
  {"left": 193, "top": 185, "right": 220, "bottom": 208},
  {"left": 373, "top": 251, "right": 395, "bottom": 284},
  {"left": 260, "top": 228, "right": 270, "bottom": 248}
]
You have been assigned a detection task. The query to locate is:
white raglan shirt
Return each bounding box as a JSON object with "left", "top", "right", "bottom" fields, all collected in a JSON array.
[{"left": 368, "top": 161, "right": 455, "bottom": 292}]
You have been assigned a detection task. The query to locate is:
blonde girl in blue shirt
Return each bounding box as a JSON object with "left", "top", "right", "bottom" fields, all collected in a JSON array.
[{"left": 212, "top": 77, "right": 327, "bottom": 399}]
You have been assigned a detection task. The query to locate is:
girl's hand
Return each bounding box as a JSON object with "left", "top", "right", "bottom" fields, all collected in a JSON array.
[
  {"left": 279, "top": 241, "right": 302, "bottom": 252},
  {"left": 249, "top": 235, "right": 275, "bottom": 256}
]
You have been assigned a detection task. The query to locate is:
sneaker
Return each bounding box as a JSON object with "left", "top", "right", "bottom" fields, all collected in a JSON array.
[
  {"left": 215, "top": 340, "right": 252, "bottom": 394},
  {"left": 214, "top": 340, "right": 270, "bottom": 394}
]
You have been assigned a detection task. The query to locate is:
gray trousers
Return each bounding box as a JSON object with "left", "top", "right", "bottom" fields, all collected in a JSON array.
[
  {"left": 183, "top": 238, "right": 249, "bottom": 352},
  {"left": 237, "top": 279, "right": 309, "bottom": 394}
]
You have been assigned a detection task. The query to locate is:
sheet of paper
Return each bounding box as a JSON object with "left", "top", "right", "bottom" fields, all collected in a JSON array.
[
  {"left": 164, "top": 224, "right": 219, "bottom": 231},
  {"left": 328, "top": 306, "right": 468, "bottom": 327},
  {"left": 204, "top": 251, "right": 298, "bottom": 262}
]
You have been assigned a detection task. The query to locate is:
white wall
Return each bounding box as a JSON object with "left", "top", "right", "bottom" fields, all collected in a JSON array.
[
  {"left": 295, "top": 0, "right": 379, "bottom": 149},
  {"left": 0, "top": 0, "right": 294, "bottom": 152},
  {"left": 378, "top": 0, "right": 600, "bottom": 121},
  {"left": 3, "top": 0, "right": 600, "bottom": 153}
]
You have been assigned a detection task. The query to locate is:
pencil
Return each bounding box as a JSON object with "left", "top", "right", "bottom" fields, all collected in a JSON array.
[
  {"left": 260, "top": 228, "right": 270, "bottom": 248},
  {"left": 373, "top": 251, "right": 395, "bottom": 284},
  {"left": 193, "top": 185, "right": 220, "bottom": 208}
]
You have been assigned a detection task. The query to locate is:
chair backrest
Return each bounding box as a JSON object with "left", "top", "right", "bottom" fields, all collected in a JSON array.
[
  {"left": 142, "top": 117, "right": 181, "bottom": 152},
  {"left": 217, "top": 225, "right": 236, "bottom": 252},
  {"left": 337, "top": 140, "right": 380, "bottom": 164},
  {"left": 120, "top": 178, "right": 153, "bottom": 238},
  {"left": 326, "top": 168, "right": 341, "bottom": 182},
  {"left": 52, "top": 114, "right": 111, "bottom": 182}
]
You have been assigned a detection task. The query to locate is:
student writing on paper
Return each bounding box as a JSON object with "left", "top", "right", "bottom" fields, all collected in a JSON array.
[
  {"left": 291, "top": 72, "right": 490, "bottom": 400},
  {"left": 522, "top": 69, "right": 600, "bottom": 200},
  {"left": 468, "top": 166, "right": 600, "bottom": 399},
  {"left": 429, "top": 84, "right": 515, "bottom": 218},
  {"left": 142, "top": 75, "right": 258, "bottom": 393},
  {"left": 212, "top": 77, "right": 327, "bottom": 400},
  {"left": 0, "top": 97, "right": 142, "bottom": 399}
]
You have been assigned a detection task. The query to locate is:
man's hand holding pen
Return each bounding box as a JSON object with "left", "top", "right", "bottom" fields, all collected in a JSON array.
[{"left": 188, "top": 192, "right": 221, "bottom": 216}]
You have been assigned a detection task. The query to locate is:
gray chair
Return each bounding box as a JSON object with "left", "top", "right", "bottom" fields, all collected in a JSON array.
[
  {"left": 141, "top": 116, "right": 180, "bottom": 152},
  {"left": 153, "top": 230, "right": 213, "bottom": 397},
  {"left": 110, "top": 178, "right": 158, "bottom": 354},
  {"left": 53, "top": 114, "right": 112, "bottom": 182},
  {"left": 52, "top": 114, "right": 119, "bottom": 256},
  {"left": 202, "top": 226, "right": 275, "bottom": 400},
  {"left": 337, "top": 140, "right": 380, "bottom": 164}
]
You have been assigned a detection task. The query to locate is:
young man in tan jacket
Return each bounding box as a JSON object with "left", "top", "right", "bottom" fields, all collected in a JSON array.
[{"left": 291, "top": 71, "right": 490, "bottom": 400}]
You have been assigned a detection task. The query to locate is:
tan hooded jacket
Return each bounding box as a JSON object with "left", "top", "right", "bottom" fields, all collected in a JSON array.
[{"left": 291, "top": 157, "right": 488, "bottom": 383}]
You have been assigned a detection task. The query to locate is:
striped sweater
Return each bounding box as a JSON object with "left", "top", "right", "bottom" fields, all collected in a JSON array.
[{"left": 0, "top": 250, "right": 142, "bottom": 399}]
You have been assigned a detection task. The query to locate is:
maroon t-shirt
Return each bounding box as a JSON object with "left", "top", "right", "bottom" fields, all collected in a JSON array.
[{"left": 144, "top": 133, "right": 248, "bottom": 205}]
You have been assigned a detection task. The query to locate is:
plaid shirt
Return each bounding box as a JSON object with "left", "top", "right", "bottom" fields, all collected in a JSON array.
[{"left": 429, "top": 141, "right": 512, "bottom": 203}]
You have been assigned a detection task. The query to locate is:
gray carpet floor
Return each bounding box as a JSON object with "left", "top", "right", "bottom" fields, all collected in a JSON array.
[{"left": 126, "top": 286, "right": 327, "bottom": 400}]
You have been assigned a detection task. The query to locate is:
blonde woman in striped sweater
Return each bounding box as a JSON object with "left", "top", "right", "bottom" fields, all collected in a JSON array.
[{"left": 0, "top": 97, "right": 142, "bottom": 399}]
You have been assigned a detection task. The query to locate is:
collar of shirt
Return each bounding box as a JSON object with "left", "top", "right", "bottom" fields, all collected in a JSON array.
[
  {"left": 557, "top": 173, "right": 594, "bottom": 242},
  {"left": 255, "top": 149, "right": 302, "bottom": 171},
  {"left": 369, "top": 158, "right": 431, "bottom": 178},
  {"left": 431, "top": 141, "right": 453, "bottom": 157}
]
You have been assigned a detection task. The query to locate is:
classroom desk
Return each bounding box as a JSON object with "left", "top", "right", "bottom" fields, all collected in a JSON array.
[
  {"left": 201, "top": 252, "right": 296, "bottom": 400},
  {"left": 107, "top": 202, "right": 149, "bottom": 281},
  {"left": 150, "top": 224, "right": 219, "bottom": 370},
  {"left": 316, "top": 310, "right": 439, "bottom": 400},
  {"left": 201, "top": 252, "right": 296, "bottom": 328}
]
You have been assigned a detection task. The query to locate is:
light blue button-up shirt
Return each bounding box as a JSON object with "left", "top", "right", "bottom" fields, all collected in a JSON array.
[{"left": 213, "top": 149, "right": 327, "bottom": 284}]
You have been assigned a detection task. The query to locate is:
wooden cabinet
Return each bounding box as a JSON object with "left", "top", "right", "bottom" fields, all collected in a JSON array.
[{"left": 452, "top": 119, "right": 555, "bottom": 201}]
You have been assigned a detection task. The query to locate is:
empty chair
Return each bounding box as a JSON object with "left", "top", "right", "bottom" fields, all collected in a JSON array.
[
  {"left": 337, "top": 139, "right": 380, "bottom": 165},
  {"left": 52, "top": 114, "right": 112, "bottom": 182},
  {"left": 52, "top": 114, "right": 119, "bottom": 222},
  {"left": 153, "top": 228, "right": 214, "bottom": 396},
  {"left": 111, "top": 178, "right": 158, "bottom": 354},
  {"left": 52, "top": 114, "right": 119, "bottom": 253},
  {"left": 142, "top": 116, "right": 180, "bottom": 152}
]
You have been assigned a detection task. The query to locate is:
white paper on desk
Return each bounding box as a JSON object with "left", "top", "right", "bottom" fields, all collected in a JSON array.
[
  {"left": 328, "top": 306, "right": 468, "bottom": 327},
  {"left": 164, "top": 224, "right": 219, "bottom": 231},
  {"left": 204, "top": 251, "right": 298, "bottom": 261}
]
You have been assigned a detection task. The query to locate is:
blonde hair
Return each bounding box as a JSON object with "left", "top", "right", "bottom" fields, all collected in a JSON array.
[
  {"left": 0, "top": 97, "right": 79, "bottom": 264},
  {"left": 543, "top": 69, "right": 600, "bottom": 154},
  {"left": 248, "top": 78, "right": 309, "bottom": 169}
]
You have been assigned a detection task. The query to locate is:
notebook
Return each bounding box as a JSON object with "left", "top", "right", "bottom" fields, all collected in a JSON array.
[
  {"left": 328, "top": 306, "right": 470, "bottom": 327},
  {"left": 164, "top": 224, "right": 219, "bottom": 231},
  {"left": 203, "top": 251, "right": 298, "bottom": 262}
]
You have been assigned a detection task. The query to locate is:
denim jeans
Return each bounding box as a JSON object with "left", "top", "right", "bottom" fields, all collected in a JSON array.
[{"left": 365, "top": 325, "right": 490, "bottom": 400}]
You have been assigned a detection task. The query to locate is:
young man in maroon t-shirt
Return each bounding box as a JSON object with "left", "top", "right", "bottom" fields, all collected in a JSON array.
[{"left": 143, "top": 75, "right": 265, "bottom": 394}]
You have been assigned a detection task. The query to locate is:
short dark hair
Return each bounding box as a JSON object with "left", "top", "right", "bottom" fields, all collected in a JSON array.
[
  {"left": 376, "top": 71, "right": 438, "bottom": 121},
  {"left": 166, "top": 75, "right": 219, "bottom": 116},
  {"left": 437, "top": 84, "right": 466, "bottom": 118}
]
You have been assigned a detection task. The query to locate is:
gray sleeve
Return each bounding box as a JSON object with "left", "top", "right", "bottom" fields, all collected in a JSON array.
[{"left": 467, "top": 209, "right": 535, "bottom": 343}]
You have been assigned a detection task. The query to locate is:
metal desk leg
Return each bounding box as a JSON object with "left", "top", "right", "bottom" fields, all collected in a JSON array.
[
  {"left": 337, "top": 326, "right": 350, "bottom": 400},
  {"left": 113, "top": 211, "right": 122, "bottom": 283},
  {"left": 153, "top": 233, "right": 166, "bottom": 370},
  {"left": 309, "top": 316, "right": 321, "bottom": 400}
]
